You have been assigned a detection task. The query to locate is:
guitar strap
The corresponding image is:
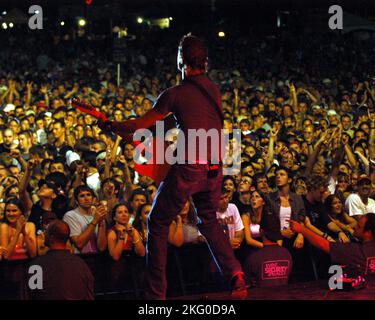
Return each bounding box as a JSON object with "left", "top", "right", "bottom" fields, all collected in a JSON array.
[{"left": 184, "top": 78, "right": 224, "bottom": 125}]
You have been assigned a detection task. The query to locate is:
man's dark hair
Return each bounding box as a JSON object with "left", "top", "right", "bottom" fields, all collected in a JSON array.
[
  {"left": 50, "top": 157, "right": 66, "bottom": 169},
  {"left": 275, "top": 166, "right": 291, "bottom": 178},
  {"left": 129, "top": 188, "right": 149, "bottom": 203},
  {"left": 364, "top": 213, "right": 375, "bottom": 237},
  {"left": 101, "top": 177, "right": 121, "bottom": 195},
  {"left": 179, "top": 33, "right": 208, "bottom": 70},
  {"left": 4, "top": 198, "right": 25, "bottom": 221},
  {"left": 29, "top": 145, "right": 45, "bottom": 158},
  {"left": 254, "top": 173, "right": 268, "bottom": 184},
  {"left": 53, "top": 118, "right": 65, "bottom": 128},
  {"left": 46, "top": 220, "right": 70, "bottom": 244},
  {"left": 18, "top": 130, "right": 32, "bottom": 138},
  {"left": 74, "top": 185, "right": 95, "bottom": 201}
]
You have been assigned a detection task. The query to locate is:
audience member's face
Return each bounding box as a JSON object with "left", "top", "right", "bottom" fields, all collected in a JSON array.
[
  {"left": 8, "top": 168, "right": 20, "bottom": 181},
  {"left": 330, "top": 197, "right": 343, "bottom": 215},
  {"left": 238, "top": 177, "right": 251, "bottom": 193},
  {"left": 250, "top": 191, "right": 264, "bottom": 210},
  {"left": 303, "top": 126, "right": 314, "bottom": 142},
  {"left": 131, "top": 195, "right": 147, "bottom": 212},
  {"left": 137, "top": 205, "right": 150, "bottom": 227},
  {"left": 219, "top": 193, "right": 230, "bottom": 211},
  {"left": 256, "top": 177, "right": 269, "bottom": 193},
  {"left": 275, "top": 170, "right": 290, "bottom": 188},
  {"left": 18, "top": 134, "right": 31, "bottom": 150},
  {"left": 245, "top": 146, "right": 256, "bottom": 158},
  {"left": 114, "top": 110, "right": 124, "bottom": 121},
  {"left": 77, "top": 190, "right": 94, "bottom": 209},
  {"left": 114, "top": 205, "right": 130, "bottom": 225},
  {"left": 5, "top": 204, "right": 22, "bottom": 224},
  {"left": 38, "top": 184, "right": 56, "bottom": 199},
  {"left": 337, "top": 176, "right": 349, "bottom": 191},
  {"left": 3, "top": 130, "right": 14, "bottom": 146},
  {"left": 284, "top": 117, "right": 294, "bottom": 129},
  {"left": 50, "top": 162, "right": 65, "bottom": 174},
  {"left": 341, "top": 116, "right": 351, "bottom": 130},
  {"left": 9, "top": 121, "right": 20, "bottom": 134},
  {"left": 295, "top": 179, "right": 307, "bottom": 195},
  {"left": 281, "top": 152, "right": 294, "bottom": 169},
  {"left": 21, "top": 119, "right": 30, "bottom": 131},
  {"left": 240, "top": 122, "right": 250, "bottom": 132},
  {"left": 52, "top": 123, "right": 65, "bottom": 140},
  {"left": 179, "top": 201, "right": 190, "bottom": 216},
  {"left": 124, "top": 144, "right": 134, "bottom": 161},
  {"left": 223, "top": 179, "right": 235, "bottom": 192},
  {"left": 242, "top": 165, "right": 255, "bottom": 177},
  {"left": 354, "top": 131, "right": 366, "bottom": 142},
  {"left": 125, "top": 99, "right": 133, "bottom": 111},
  {"left": 357, "top": 179, "right": 372, "bottom": 198}
]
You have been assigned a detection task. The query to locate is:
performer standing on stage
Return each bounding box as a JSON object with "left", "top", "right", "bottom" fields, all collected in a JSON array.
[{"left": 98, "top": 34, "right": 247, "bottom": 299}]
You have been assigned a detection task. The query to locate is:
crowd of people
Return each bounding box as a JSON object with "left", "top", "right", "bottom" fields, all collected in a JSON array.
[{"left": 0, "top": 25, "right": 375, "bottom": 298}]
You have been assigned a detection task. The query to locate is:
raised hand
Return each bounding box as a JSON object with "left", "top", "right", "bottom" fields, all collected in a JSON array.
[
  {"left": 40, "top": 85, "right": 48, "bottom": 94},
  {"left": 270, "top": 127, "right": 280, "bottom": 139},
  {"left": 16, "top": 215, "right": 27, "bottom": 234}
]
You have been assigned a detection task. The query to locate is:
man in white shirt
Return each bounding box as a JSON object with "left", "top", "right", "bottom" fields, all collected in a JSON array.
[
  {"left": 63, "top": 185, "right": 107, "bottom": 254},
  {"left": 346, "top": 175, "right": 375, "bottom": 218},
  {"left": 216, "top": 190, "right": 244, "bottom": 250}
]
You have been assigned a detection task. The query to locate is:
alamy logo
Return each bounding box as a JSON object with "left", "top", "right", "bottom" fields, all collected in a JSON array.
[
  {"left": 28, "top": 5, "right": 43, "bottom": 30},
  {"left": 28, "top": 265, "right": 43, "bottom": 290},
  {"left": 133, "top": 125, "right": 242, "bottom": 175},
  {"left": 328, "top": 265, "right": 343, "bottom": 290},
  {"left": 328, "top": 5, "right": 343, "bottom": 30}
]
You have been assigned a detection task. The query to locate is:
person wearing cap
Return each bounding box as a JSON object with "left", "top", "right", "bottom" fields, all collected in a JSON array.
[
  {"left": 22, "top": 220, "right": 94, "bottom": 300},
  {"left": 345, "top": 175, "right": 375, "bottom": 218},
  {"left": 244, "top": 212, "right": 292, "bottom": 288},
  {"left": 28, "top": 180, "right": 59, "bottom": 234}
]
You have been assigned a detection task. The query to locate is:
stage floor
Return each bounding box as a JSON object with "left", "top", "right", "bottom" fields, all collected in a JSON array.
[{"left": 172, "top": 281, "right": 375, "bottom": 300}]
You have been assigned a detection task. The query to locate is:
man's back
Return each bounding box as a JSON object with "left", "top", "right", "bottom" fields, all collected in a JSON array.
[
  {"left": 153, "top": 74, "right": 222, "bottom": 162},
  {"left": 23, "top": 250, "right": 94, "bottom": 300}
]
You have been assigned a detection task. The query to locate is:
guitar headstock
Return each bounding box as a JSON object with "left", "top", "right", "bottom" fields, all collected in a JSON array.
[
  {"left": 71, "top": 96, "right": 102, "bottom": 119},
  {"left": 71, "top": 97, "right": 93, "bottom": 110}
]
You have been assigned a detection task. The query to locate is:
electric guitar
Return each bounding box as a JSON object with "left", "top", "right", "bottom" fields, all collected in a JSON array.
[{"left": 71, "top": 97, "right": 174, "bottom": 184}]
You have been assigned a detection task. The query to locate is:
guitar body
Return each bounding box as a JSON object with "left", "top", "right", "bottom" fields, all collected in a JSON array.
[{"left": 71, "top": 97, "right": 176, "bottom": 185}]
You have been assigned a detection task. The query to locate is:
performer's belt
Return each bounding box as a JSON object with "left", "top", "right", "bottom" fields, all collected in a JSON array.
[{"left": 183, "top": 161, "right": 221, "bottom": 177}]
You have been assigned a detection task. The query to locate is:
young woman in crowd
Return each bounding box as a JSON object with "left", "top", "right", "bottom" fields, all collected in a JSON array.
[
  {"left": 178, "top": 200, "right": 204, "bottom": 245},
  {"left": 0, "top": 199, "right": 37, "bottom": 260},
  {"left": 241, "top": 189, "right": 265, "bottom": 251},
  {"left": 324, "top": 195, "right": 357, "bottom": 243},
  {"left": 107, "top": 202, "right": 145, "bottom": 260},
  {"left": 133, "top": 203, "right": 185, "bottom": 247}
]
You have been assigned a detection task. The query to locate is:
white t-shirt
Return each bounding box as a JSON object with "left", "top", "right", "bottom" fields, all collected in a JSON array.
[
  {"left": 345, "top": 194, "right": 375, "bottom": 217},
  {"left": 280, "top": 206, "right": 292, "bottom": 230},
  {"left": 63, "top": 208, "right": 99, "bottom": 254},
  {"left": 216, "top": 203, "right": 244, "bottom": 240}
]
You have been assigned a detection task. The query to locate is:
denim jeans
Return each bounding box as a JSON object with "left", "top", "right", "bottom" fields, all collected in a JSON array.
[{"left": 145, "top": 164, "right": 243, "bottom": 299}]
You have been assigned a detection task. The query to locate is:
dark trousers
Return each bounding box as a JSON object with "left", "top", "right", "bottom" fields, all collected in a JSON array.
[{"left": 146, "top": 164, "right": 243, "bottom": 299}]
